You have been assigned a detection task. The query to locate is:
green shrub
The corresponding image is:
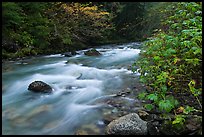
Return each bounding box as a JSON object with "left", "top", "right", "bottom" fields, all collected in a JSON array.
[{"left": 134, "top": 2, "right": 202, "bottom": 114}]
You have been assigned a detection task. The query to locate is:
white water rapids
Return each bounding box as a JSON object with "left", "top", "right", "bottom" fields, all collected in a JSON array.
[{"left": 2, "top": 42, "right": 142, "bottom": 135}]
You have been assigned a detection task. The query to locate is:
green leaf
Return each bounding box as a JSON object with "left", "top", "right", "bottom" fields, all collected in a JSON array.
[
  {"left": 172, "top": 115, "right": 185, "bottom": 125},
  {"left": 144, "top": 104, "right": 154, "bottom": 111},
  {"left": 191, "top": 7, "right": 196, "bottom": 12},
  {"left": 146, "top": 93, "right": 158, "bottom": 101},
  {"left": 192, "top": 47, "right": 202, "bottom": 55},
  {"left": 166, "top": 95, "right": 179, "bottom": 107},
  {"left": 161, "top": 85, "right": 167, "bottom": 92},
  {"left": 167, "top": 48, "right": 176, "bottom": 54},
  {"left": 183, "top": 106, "right": 195, "bottom": 114},
  {"left": 153, "top": 56, "right": 160, "bottom": 61},
  {"left": 158, "top": 100, "right": 174, "bottom": 112},
  {"left": 195, "top": 10, "right": 202, "bottom": 15},
  {"left": 138, "top": 92, "right": 147, "bottom": 100},
  {"left": 139, "top": 77, "right": 147, "bottom": 83},
  {"left": 185, "top": 58, "right": 200, "bottom": 66}
]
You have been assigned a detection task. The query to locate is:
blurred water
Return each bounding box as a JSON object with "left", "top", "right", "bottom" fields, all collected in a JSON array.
[{"left": 2, "top": 42, "right": 141, "bottom": 135}]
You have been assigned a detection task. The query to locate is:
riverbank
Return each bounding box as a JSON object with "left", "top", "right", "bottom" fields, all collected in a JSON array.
[
  {"left": 2, "top": 39, "right": 134, "bottom": 63},
  {"left": 79, "top": 81, "right": 202, "bottom": 135},
  {"left": 94, "top": 82, "right": 202, "bottom": 135}
]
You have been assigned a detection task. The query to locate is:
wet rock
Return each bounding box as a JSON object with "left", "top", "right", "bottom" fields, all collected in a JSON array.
[
  {"left": 103, "top": 113, "right": 119, "bottom": 125},
  {"left": 2, "top": 66, "right": 13, "bottom": 72},
  {"left": 76, "top": 124, "right": 101, "bottom": 135},
  {"left": 111, "top": 108, "right": 119, "bottom": 113},
  {"left": 28, "top": 81, "right": 52, "bottom": 93},
  {"left": 105, "top": 113, "right": 148, "bottom": 135},
  {"left": 65, "top": 60, "right": 80, "bottom": 65},
  {"left": 12, "top": 116, "right": 28, "bottom": 127},
  {"left": 76, "top": 73, "right": 82, "bottom": 79},
  {"left": 147, "top": 121, "right": 160, "bottom": 135},
  {"left": 62, "top": 51, "right": 77, "bottom": 57},
  {"left": 138, "top": 110, "right": 149, "bottom": 119},
  {"left": 185, "top": 116, "right": 202, "bottom": 133},
  {"left": 121, "top": 111, "right": 128, "bottom": 116},
  {"left": 116, "top": 88, "right": 131, "bottom": 97},
  {"left": 43, "top": 120, "right": 59, "bottom": 130},
  {"left": 84, "top": 49, "right": 101, "bottom": 56},
  {"left": 4, "top": 107, "right": 19, "bottom": 120},
  {"left": 26, "top": 105, "right": 52, "bottom": 118}
]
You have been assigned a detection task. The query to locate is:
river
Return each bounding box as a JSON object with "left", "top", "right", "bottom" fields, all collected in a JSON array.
[{"left": 2, "top": 42, "right": 142, "bottom": 135}]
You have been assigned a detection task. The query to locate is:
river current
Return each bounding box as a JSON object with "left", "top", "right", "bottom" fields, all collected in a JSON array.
[{"left": 2, "top": 42, "right": 142, "bottom": 135}]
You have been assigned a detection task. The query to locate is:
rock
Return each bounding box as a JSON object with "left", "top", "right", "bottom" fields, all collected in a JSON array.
[
  {"left": 26, "top": 105, "right": 52, "bottom": 118},
  {"left": 28, "top": 81, "right": 52, "bottom": 93},
  {"left": 185, "top": 116, "right": 202, "bottom": 132},
  {"left": 147, "top": 122, "right": 160, "bottom": 135},
  {"left": 84, "top": 49, "right": 101, "bottom": 56},
  {"left": 62, "top": 51, "right": 77, "bottom": 57},
  {"left": 138, "top": 110, "right": 149, "bottom": 119},
  {"left": 4, "top": 107, "right": 18, "bottom": 120},
  {"left": 43, "top": 120, "right": 59, "bottom": 130},
  {"left": 111, "top": 108, "right": 118, "bottom": 113},
  {"left": 75, "top": 73, "right": 82, "bottom": 79},
  {"left": 65, "top": 60, "right": 80, "bottom": 65},
  {"left": 103, "top": 113, "right": 119, "bottom": 125},
  {"left": 116, "top": 88, "right": 131, "bottom": 97},
  {"left": 12, "top": 116, "right": 28, "bottom": 127},
  {"left": 63, "top": 52, "right": 72, "bottom": 57},
  {"left": 76, "top": 124, "right": 101, "bottom": 135},
  {"left": 105, "top": 113, "right": 148, "bottom": 135},
  {"left": 71, "top": 51, "right": 77, "bottom": 55}
]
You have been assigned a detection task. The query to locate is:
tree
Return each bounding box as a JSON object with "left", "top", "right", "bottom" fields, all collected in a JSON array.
[
  {"left": 2, "top": 2, "right": 24, "bottom": 52},
  {"left": 113, "top": 2, "right": 146, "bottom": 41}
]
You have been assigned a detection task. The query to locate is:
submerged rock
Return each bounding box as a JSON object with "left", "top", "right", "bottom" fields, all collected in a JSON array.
[
  {"left": 26, "top": 105, "right": 52, "bottom": 118},
  {"left": 84, "top": 49, "right": 101, "bottom": 56},
  {"left": 103, "top": 114, "right": 119, "bottom": 125},
  {"left": 28, "top": 81, "right": 52, "bottom": 93},
  {"left": 116, "top": 88, "right": 132, "bottom": 97},
  {"left": 75, "top": 130, "right": 89, "bottom": 135},
  {"left": 105, "top": 113, "right": 147, "bottom": 135},
  {"left": 75, "top": 124, "right": 101, "bottom": 135}
]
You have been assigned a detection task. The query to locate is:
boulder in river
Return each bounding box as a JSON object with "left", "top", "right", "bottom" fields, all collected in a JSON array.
[
  {"left": 62, "top": 51, "right": 77, "bottom": 57},
  {"left": 84, "top": 49, "right": 101, "bottom": 56},
  {"left": 28, "top": 81, "right": 52, "bottom": 93},
  {"left": 105, "top": 113, "right": 148, "bottom": 135}
]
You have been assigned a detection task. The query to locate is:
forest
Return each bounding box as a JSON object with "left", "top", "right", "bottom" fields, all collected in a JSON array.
[
  {"left": 2, "top": 2, "right": 202, "bottom": 135},
  {"left": 2, "top": 2, "right": 153, "bottom": 59}
]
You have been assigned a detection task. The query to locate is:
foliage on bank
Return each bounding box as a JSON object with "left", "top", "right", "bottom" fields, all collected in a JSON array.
[
  {"left": 133, "top": 2, "right": 202, "bottom": 129},
  {"left": 2, "top": 2, "right": 113, "bottom": 59}
]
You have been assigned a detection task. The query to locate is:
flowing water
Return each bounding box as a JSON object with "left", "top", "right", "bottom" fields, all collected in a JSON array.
[{"left": 2, "top": 42, "right": 142, "bottom": 135}]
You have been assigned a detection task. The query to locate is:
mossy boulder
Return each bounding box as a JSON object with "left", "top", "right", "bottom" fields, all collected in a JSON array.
[
  {"left": 84, "top": 49, "right": 101, "bottom": 56},
  {"left": 28, "top": 81, "right": 52, "bottom": 93}
]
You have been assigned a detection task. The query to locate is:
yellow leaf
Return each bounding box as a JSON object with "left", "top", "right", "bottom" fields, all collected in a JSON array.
[
  {"left": 168, "top": 81, "right": 171, "bottom": 86},
  {"left": 176, "top": 106, "right": 184, "bottom": 114}
]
